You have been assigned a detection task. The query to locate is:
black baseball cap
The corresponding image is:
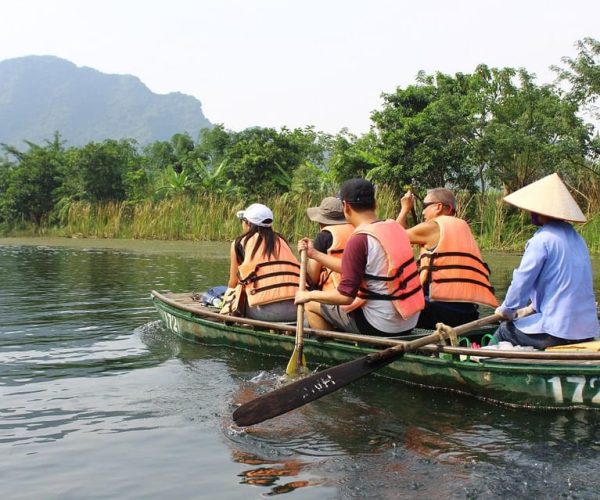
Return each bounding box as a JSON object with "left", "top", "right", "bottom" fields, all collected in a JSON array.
[{"left": 339, "top": 178, "right": 375, "bottom": 206}]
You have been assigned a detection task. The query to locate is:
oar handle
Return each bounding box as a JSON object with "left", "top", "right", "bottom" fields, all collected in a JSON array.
[
  {"left": 294, "top": 249, "right": 308, "bottom": 349},
  {"left": 367, "top": 312, "right": 503, "bottom": 364},
  {"left": 453, "top": 313, "right": 504, "bottom": 336}
]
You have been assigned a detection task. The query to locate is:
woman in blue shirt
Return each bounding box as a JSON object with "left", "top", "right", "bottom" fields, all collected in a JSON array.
[{"left": 494, "top": 173, "right": 599, "bottom": 349}]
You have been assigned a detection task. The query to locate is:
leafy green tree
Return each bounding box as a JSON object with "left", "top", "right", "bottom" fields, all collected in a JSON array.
[
  {"left": 0, "top": 134, "right": 66, "bottom": 224},
  {"left": 154, "top": 165, "right": 196, "bottom": 199},
  {"left": 370, "top": 67, "right": 592, "bottom": 195},
  {"left": 196, "top": 124, "right": 233, "bottom": 168},
  {"left": 169, "top": 132, "right": 202, "bottom": 173},
  {"left": 143, "top": 140, "right": 176, "bottom": 171},
  {"left": 190, "top": 159, "right": 238, "bottom": 196},
  {"left": 123, "top": 168, "right": 151, "bottom": 202},
  {"left": 142, "top": 133, "right": 205, "bottom": 193},
  {"left": 328, "top": 130, "right": 381, "bottom": 183},
  {"left": 553, "top": 37, "right": 600, "bottom": 117},
  {"left": 290, "top": 161, "right": 334, "bottom": 195},
  {"left": 222, "top": 127, "right": 325, "bottom": 196},
  {"left": 0, "top": 156, "right": 14, "bottom": 228},
  {"left": 75, "top": 139, "right": 140, "bottom": 202},
  {"left": 482, "top": 69, "right": 590, "bottom": 192},
  {"left": 371, "top": 72, "right": 479, "bottom": 191}
]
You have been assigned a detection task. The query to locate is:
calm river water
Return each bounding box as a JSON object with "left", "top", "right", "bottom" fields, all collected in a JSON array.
[{"left": 1, "top": 237, "right": 600, "bottom": 499}]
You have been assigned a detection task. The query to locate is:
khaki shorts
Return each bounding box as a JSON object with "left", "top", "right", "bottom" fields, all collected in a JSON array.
[
  {"left": 320, "top": 304, "right": 415, "bottom": 337},
  {"left": 320, "top": 304, "right": 362, "bottom": 334}
]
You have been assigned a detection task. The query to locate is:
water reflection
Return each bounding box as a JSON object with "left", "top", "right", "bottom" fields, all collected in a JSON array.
[
  {"left": 222, "top": 354, "right": 600, "bottom": 497},
  {"left": 233, "top": 449, "right": 317, "bottom": 494},
  {"left": 1, "top": 240, "right": 600, "bottom": 498}
]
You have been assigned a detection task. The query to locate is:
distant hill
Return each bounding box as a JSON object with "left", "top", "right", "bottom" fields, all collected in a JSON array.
[{"left": 0, "top": 55, "right": 212, "bottom": 147}]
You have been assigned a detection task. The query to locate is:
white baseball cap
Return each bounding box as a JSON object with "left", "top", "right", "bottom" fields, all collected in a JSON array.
[{"left": 236, "top": 203, "right": 274, "bottom": 227}]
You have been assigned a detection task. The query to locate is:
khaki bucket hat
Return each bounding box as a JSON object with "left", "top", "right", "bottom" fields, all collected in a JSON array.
[
  {"left": 306, "top": 197, "right": 346, "bottom": 225},
  {"left": 503, "top": 173, "right": 586, "bottom": 223}
]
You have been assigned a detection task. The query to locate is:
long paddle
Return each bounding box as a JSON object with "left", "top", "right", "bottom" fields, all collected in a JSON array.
[
  {"left": 402, "top": 184, "right": 421, "bottom": 225},
  {"left": 233, "top": 313, "right": 502, "bottom": 426},
  {"left": 285, "top": 249, "right": 308, "bottom": 376}
]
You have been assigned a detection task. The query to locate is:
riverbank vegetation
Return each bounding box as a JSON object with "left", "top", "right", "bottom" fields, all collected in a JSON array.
[{"left": 1, "top": 38, "right": 599, "bottom": 251}]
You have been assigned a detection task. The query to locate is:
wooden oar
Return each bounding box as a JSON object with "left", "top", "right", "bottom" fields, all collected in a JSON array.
[
  {"left": 285, "top": 249, "right": 308, "bottom": 377},
  {"left": 233, "top": 313, "right": 502, "bottom": 426},
  {"left": 402, "top": 184, "right": 420, "bottom": 225}
]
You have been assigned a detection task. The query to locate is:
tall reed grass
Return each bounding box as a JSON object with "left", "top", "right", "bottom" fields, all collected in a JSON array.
[{"left": 24, "top": 186, "right": 600, "bottom": 253}]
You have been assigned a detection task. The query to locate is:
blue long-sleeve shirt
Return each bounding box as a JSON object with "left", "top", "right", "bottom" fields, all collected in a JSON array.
[{"left": 498, "top": 220, "right": 599, "bottom": 339}]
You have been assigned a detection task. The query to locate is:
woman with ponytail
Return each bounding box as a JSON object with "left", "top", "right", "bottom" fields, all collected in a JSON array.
[{"left": 226, "top": 203, "right": 300, "bottom": 322}]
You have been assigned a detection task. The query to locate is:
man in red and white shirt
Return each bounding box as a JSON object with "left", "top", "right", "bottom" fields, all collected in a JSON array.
[{"left": 296, "top": 179, "right": 423, "bottom": 337}]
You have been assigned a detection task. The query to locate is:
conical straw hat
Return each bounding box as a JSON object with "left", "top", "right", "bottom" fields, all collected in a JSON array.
[{"left": 503, "top": 173, "right": 586, "bottom": 223}]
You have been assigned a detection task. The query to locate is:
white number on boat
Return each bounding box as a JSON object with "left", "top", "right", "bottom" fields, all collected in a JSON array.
[
  {"left": 163, "top": 312, "right": 180, "bottom": 334},
  {"left": 548, "top": 376, "right": 600, "bottom": 405},
  {"left": 566, "top": 376, "right": 586, "bottom": 403},
  {"left": 548, "top": 376, "right": 564, "bottom": 403},
  {"left": 591, "top": 378, "right": 600, "bottom": 404}
]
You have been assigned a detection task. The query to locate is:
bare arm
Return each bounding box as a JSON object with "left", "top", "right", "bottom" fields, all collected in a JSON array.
[
  {"left": 298, "top": 238, "right": 342, "bottom": 273},
  {"left": 311, "top": 250, "right": 342, "bottom": 274},
  {"left": 306, "top": 259, "right": 322, "bottom": 288},
  {"left": 295, "top": 289, "right": 353, "bottom": 306},
  {"left": 406, "top": 220, "right": 439, "bottom": 248},
  {"left": 228, "top": 241, "right": 239, "bottom": 288}
]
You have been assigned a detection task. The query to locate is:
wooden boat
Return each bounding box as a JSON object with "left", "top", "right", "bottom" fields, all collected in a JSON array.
[{"left": 152, "top": 290, "right": 600, "bottom": 410}]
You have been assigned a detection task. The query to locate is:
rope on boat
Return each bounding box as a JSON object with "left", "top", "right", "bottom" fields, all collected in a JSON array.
[{"left": 435, "top": 322, "right": 458, "bottom": 346}]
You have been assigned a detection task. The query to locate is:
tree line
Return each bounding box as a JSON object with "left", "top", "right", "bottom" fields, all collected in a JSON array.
[{"left": 1, "top": 38, "right": 598, "bottom": 233}]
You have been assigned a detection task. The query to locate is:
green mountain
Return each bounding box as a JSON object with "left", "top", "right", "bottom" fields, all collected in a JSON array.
[{"left": 0, "top": 55, "right": 212, "bottom": 146}]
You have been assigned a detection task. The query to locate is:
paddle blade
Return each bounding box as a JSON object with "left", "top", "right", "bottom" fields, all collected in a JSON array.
[
  {"left": 233, "top": 348, "right": 404, "bottom": 427},
  {"left": 285, "top": 347, "right": 307, "bottom": 377},
  {"left": 233, "top": 314, "right": 503, "bottom": 426},
  {"left": 285, "top": 248, "right": 308, "bottom": 378}
]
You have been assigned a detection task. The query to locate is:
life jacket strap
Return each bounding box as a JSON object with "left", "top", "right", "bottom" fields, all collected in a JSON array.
[
  {"left": 254, "top": 260, "right": 301, "bottom": 270},
  {"left": 420, "top": 263, "right": 491, "bottom": 279},
  {"left": 249, "top": 281, "right": 300, "bottom": 295},
  {"left": 357, "top": 283, "right": 422, "bottom": 301},
  {"left": 419, "top": 251, "right": 491, "bottom": 273},
  {"left": 318, "top": 269, "right": 333, "bottom": 288},
  {"left": 432, "top": 277, "right": 496, "bottom": 293},
  {"left": 239, "top": 260, "right": 300, "bottom": 284},
  {"left": 363, "top": 256, "right": 415, "bottom": 282}
]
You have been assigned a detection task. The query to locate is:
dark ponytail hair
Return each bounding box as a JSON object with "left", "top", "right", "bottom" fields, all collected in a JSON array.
[{"left": 235, "top": 224, "right": 287, "bottom": 264}]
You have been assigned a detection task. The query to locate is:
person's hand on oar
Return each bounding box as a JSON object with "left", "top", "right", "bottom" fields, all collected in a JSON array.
[
  {"left": 285, "top": 248, "right": 309, "bottom": 377},
  {"left": 397, "top": 188, "right": 419, "bottom": 228},
  {"left": 234, "top": 313, "right": 503, "bottom": 427},
  {"left": 401, "top": 184, "right": 420, "bottom": 226}
]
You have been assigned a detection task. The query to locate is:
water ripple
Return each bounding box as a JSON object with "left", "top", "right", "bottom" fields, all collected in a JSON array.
[{"left": 2, "top": 242, "right": 600, "bottom": 498}]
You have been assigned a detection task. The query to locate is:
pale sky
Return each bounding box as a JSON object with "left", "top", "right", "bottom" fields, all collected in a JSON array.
[{"left": 1, "top": 0, "right": 598, "bottom": 135}]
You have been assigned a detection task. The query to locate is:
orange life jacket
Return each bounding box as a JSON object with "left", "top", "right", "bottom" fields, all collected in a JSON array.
[
  {"left": 343, "top": 220, "right": 425, "bottom": 320},
  {"left": 419, "top": 215, "right": 498, "bottom": 308},
  {"left": 237, "top": 233, "right": 300, "bottom": 307},
  {"left": 318, "top": 223, "right": 354, "bottom": 291}
]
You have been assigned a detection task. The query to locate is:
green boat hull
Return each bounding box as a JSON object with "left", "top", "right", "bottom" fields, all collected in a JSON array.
[{"left": 152, "top": 293, "right": 600, "bottom": 410}]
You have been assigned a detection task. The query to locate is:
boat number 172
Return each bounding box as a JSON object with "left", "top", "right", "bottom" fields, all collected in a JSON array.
[
  {"left": 164, "top": 312, "right": 180, "bottom": 334},
  {"left": 548, "top": 376, "right": 600, "bottom": 404}
]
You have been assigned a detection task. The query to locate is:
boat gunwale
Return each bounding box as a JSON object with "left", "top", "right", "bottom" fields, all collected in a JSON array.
[
  {"left": 152, "top": 290, "right": 600, "bottom": 410},
  {"left": 151, "top": 290, "right": 600, "bottom": 371}
]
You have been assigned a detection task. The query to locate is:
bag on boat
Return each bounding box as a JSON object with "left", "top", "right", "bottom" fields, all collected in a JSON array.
[
  {"left": 219, "top": 284, "right": 247, "bottom": 317},
  {"left": 199, "top": 285, "right": 228, "bottom": 308}
]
